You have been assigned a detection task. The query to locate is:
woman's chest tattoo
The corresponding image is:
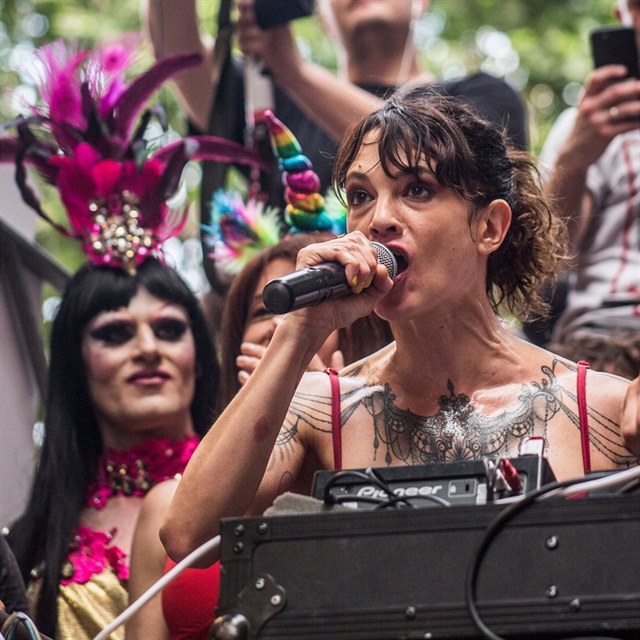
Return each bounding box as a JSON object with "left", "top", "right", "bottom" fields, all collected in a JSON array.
[
  {"left": 286, "top": 361, "right": 630, "bottom": 466},
  {"left": 367, "top": 374, "right": 561, "bottom": 464}
]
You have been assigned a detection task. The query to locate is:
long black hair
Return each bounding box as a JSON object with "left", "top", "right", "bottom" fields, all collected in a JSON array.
[{"left": 6, "top": 257, "right": 219, "bottom": 635}]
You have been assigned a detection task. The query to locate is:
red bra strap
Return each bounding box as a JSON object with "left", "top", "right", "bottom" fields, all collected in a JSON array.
[
  {"left": 577, "top": 360, "right": 591, "bottom": 474},
  {"left": 324, "top": 368, "right": 342, "bottom": 471}
]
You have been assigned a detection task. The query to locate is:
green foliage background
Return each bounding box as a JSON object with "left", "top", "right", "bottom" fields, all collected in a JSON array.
[{"left": 0, "top": 0, "right": 619, "bottom": 270}]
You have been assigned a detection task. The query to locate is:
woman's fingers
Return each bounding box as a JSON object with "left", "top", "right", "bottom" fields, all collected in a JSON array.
[
  {"left": 295, "top": 231, "right": 381, "bottom": 295},
  {"left": 237, "top": 342, "right": 267, "bottom": 384},
  {"left": 306, "top": 353, "right": 328, "bottom": 372}
]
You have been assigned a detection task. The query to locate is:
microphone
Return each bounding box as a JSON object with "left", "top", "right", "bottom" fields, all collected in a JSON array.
[{"left": 262, "top": 242, "right": 397, "bottom": 314}]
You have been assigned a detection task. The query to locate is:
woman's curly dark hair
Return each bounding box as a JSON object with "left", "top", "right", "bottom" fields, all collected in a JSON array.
[{"left": 332, "top": 89, "right": 568, "bottom": 321}]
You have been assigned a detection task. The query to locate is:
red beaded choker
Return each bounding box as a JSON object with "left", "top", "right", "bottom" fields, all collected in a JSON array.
[{"left": 85, "top": 436, "right": 199, "bottom": 509}]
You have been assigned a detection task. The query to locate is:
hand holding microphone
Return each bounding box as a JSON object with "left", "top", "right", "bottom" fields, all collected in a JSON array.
[{"left": 263, "top": 241, "right": 397, "bottom": 314}]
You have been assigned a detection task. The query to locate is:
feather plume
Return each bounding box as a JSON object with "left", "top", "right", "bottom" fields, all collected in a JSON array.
[
  {"left": 203, "top": 189, "right": 284, "bottom": 274},
  {"left": 1, "top": 39, "right": 269, "bottom": 273}
]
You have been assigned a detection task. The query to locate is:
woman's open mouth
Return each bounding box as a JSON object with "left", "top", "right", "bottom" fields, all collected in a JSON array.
[
  {"left": 386, "top": 246, "right": 408, "bottom": 278},
  {"left": 392, "top": 252, "right": 408, "bottom": 275}
]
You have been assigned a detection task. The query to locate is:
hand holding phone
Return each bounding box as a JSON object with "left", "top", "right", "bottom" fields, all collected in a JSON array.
[{"left": 590, "top": 26, "right": 640, "bottom": 79}]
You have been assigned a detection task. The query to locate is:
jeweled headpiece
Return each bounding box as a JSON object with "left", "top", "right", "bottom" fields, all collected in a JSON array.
[
  {"left": 0, "top": 40, "right": 267, "bottom": 274},
  {"left": 204, "top": 110, "right": 346, "bottom": 275}
]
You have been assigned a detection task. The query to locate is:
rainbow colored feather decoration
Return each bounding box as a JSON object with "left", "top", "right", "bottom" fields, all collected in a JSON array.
[{"left": 203, "top": 189, "right": 284, "bottom": 274}]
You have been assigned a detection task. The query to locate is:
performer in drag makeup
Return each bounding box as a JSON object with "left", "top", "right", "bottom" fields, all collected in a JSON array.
[
  {"left": 160, "top": 90, "right": 640, "bottom": 567},
  {"left": 0, "top": 39, "right": 265, "bottom": 639}
]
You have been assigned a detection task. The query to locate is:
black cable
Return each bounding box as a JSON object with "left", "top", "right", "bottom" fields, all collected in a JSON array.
[
  {"left": 329, "top": 495, "right": 391, "bottom": 507},
  {"left": 483, "top": 457, "right": 497, "bottom": 503},
  {"left": 617, "top": 477, "right": 640, "bottom": 494},
  {"left": 374, "top": 493, "right": 450, "bottom": 509},
  {"left": 365, "top": 466, "right": 400, "bottom": 497},
  {"left": 465, "top": 472, "right": 612, "bottom": 640},
  {"left": 322, "top": 468, "right": 399, "bottom": 504},
  {"left": 322, "top": 469, "right": 390, "bottom": 504},
  {"left": 328, "top": 491, "right": 451, "bottom": 509}
]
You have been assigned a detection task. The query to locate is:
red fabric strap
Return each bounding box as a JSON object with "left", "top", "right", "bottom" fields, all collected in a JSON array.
[
  {"left": 324, "top": 368, "right": 342, "bottom": 471},
  {"left": 577, "top": 360, "right": 591, "bottom": 475}
]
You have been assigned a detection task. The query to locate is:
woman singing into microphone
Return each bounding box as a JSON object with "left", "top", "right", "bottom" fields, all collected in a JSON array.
[{"left": 161, "top": 90, "right": 639, "bottom": 567}]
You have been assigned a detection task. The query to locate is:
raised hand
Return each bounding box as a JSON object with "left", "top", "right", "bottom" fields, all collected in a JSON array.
[{"left": 566, "top": 65, "right": 640, "bottom": 168}]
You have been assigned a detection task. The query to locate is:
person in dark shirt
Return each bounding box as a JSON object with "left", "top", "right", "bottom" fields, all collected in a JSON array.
[{"left": 0, "top": 534, "right": 54, "bottom": 640}]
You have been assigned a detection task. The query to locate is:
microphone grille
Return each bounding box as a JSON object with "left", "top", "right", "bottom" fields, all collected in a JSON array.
[{"left": 371, "top": 242, "right": 398, "bottom": 280}]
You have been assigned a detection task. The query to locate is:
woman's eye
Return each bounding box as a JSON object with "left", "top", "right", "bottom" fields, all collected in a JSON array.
[
  {"left": 153, "top": 318, "right": 189, "bottom": 341},
  {"left": 248, "top": 307, "right": 274, "bottom": 323},
  {"left": 407, "top": 182, "right": 433, "bottom": 199},
  {"left": 90, "top": 322, "right": 134, "bottom": 345},
  {"left": 346, "top": 188, "right": 370, "bottom": 208}
]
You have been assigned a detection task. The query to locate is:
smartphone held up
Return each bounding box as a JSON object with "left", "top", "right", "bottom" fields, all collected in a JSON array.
[{"left": 590, "top": 26, "right": 640, "bottom": 78}]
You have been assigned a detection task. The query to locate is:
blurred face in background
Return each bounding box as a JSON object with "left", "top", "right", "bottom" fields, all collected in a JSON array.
[{"left": 321, "top": 0, "right": 427, "bottom": 45}]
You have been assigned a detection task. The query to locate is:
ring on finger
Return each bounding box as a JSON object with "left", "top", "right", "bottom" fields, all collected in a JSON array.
[{"left": 609, "top": 105, "right": 620, "bottom": 120}]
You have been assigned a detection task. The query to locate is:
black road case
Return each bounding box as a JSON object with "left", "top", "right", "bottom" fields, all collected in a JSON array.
[{"left": 213, "top": 492, "right": 640, "bottom": 639}]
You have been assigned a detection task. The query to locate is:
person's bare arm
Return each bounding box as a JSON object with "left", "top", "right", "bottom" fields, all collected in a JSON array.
[
  {"left": 544, "top": 66, "right": 640, "bottom": 254},
  {"left": 161, "top": 318, "right": 324, "bottom": 566},
  {"left": 236, "top": 0, "right": 382, "bottom": 141},
  {"left": 160, "top": 234, "right": 392, "bottom": 566},
  {"left": 126, "top": 480, "right": 178, "bottom": 640},
  {"left": 141, "top": 0, "right": 214, "bottom": 131},
  {"left": 271, "top": 50, "right": 383, "bottom": 142}
]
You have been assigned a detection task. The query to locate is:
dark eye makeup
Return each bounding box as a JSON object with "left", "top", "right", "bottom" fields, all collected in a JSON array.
[
  {"left": 151, "top": 318, "right": 189, "bottom": 341},
  {"left": 89, "top": 321, "right": 135, "bottom": 345},
  {"left": 89, "top": 317, "right": 189, "bottom": 345}
]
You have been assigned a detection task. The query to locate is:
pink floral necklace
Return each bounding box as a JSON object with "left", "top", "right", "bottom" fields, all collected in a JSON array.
[
  {"left": 86, "top": 435, "right": 199, "bottom": 509},
  {"left": 52, "top": 436, "right": 200, "bottom": 586}
]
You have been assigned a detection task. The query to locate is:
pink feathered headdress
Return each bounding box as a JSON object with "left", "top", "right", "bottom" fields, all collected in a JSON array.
[{"left": 0, "top": 40, "right": 268, "bottom": 273}]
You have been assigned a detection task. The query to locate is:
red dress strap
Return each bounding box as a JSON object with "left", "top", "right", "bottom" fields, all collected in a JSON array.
[
  {"left": 577, "top": 360, "right": 591, "bottom": 474},
  {"left": 324, "top": 368, "right": 342, "bottom": 471}
]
